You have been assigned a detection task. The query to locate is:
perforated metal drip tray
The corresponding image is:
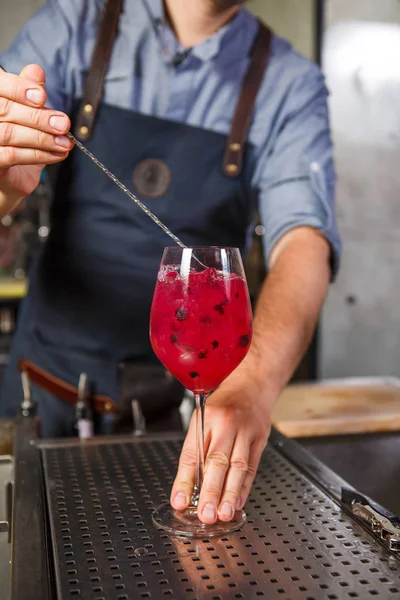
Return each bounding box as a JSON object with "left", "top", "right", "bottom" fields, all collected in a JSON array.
[{"left": 39, "top": 431, "right": 400, "bottom": 600}]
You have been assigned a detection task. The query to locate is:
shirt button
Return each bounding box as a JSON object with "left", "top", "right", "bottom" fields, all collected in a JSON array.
[{"left": 310, "top": 161, "right": 320, "bottom": 173}]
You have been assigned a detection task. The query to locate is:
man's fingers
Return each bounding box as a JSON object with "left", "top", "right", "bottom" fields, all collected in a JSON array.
[
  {"left": 0, "top": 65, "right": 70, "bottom": 135},
  {"left": 0, "top": 69, "right": 46, "bottom": 107},
  {"left": 170, "top": 419, "right": 197, "bottom": 510},
  {"left": 19, "top": 64, "right": 46, "bottom": 86},
  {"left": 197, "top": 425, "right": 236, "bottom": 525},
  {"left": 237, "top": 438, "right": 267, "bottom": 510},
  {"left": 216, "top": 433, "right": 252, "bottom": 522},
  {"left": 171, "top": 403, "right": 269, "bottom": 527},
  {"left": 0, "top": 122, "right": 73, "bottom": 152},
  {"left": 170, "top": 448, "right": 196, "bottom": 510},
  {"left": 170, "top": 406, "right": 215, "bottom": 511},
  {"left": 0, "top": 146, "right": 68, "bottom": 168},
  {"left": 0, "top": 100, "right": 70, "bottom": 135}
]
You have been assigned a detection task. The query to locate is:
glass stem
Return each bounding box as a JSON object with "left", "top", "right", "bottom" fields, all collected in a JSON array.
[{"left": 191, "top": 393, "right": 207, "bottom": 507}]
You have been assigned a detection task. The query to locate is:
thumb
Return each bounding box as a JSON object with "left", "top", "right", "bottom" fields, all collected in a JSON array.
[{"left": 19, "top": 63, "right": 46, "bottom": 86}]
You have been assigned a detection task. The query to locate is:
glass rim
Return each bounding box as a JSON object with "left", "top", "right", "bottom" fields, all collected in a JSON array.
[{"left": 163, "top": 246, "right": 240, "bottom": 251}]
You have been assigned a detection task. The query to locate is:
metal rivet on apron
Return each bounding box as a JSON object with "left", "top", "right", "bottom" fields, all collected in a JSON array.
[
  {"left": 83, "top": 103, "right": 93, "bottom": 114},
  {"left": 79, "top": 125, "right": 89, "bottom": 137},
  {"left": 226, "top": 163, "right": 239, "bottom": 174},
  {"left": 229, "top": 142, "right": 241, "bottom": 152}
]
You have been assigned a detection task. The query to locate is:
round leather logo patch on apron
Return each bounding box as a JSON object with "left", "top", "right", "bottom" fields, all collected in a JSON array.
[{"left": 133, "top": 159, "right": 171, "bottom": 198}]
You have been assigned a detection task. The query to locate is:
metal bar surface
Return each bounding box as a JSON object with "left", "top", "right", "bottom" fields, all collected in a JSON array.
[
  {"left": 300, "top": 431, "right": 400, "bottom": 517},
  {"left": 10, "top": 418, "right": 54, "bottom": 600},
  {"left": 269, "top": 428, "right": 352, "bottom": 505},
  {"left": 271, "top": 427, "right": 400, "bottom": 525},
  {"left": 269, "top": 428, "right": 400, "bottom": 557},
  {"left": 39, "top": 430, "right": 400, "bottom": 600}
]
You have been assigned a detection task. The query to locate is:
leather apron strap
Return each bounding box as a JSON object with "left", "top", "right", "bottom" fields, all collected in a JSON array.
[
  {"left": 223, "top": 22, "right": 273, "bottom": 177},
  {"left": 74, "top": 0, "right": 123, "bottom": 141},
  {"left": 19, "top": 359, "right": 117, "bottom": 414},
  {"left": 74, "top": 5, "right": 273, "bottom": 175}
]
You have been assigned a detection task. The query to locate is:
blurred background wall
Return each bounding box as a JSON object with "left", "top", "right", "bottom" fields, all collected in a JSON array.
[
  {"left": 247, "top": 0, "right": 316, "bottom": 59},
  {"left": 320, "top": 0, "right": 400, "bottom": 378},
  {"left": 0, "top": 0, "right": 44, "bottom": 52}
]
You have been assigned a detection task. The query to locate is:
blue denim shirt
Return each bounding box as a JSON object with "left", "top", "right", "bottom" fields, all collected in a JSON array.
[{"left": 0, "top": 0, "right": 341, "bottom": 272}]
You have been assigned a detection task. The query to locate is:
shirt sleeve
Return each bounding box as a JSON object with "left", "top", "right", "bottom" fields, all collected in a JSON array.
[
  {"left": 255, "top": 66, "right": 341, "bottom": 279},
  {"left": 0, "top": 0, "right": 74, "bottom": 112}
]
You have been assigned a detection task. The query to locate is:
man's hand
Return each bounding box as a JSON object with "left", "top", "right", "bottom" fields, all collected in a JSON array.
[
  {"left": 171, "top": 227, "right": 332, "bottom": 523},
  {"left": 171, "top": 381, "right": 270, "bottom": 525},
  {"left": 0, "top": 64, "right": 73, "bottom": 214}
]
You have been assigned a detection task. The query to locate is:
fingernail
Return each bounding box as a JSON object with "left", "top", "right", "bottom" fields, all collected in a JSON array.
[
  {"left": 55, "top": 136, "right": 71, "bottom": 149},
  {"left": 202, "top": 503, "right": 215, "bottom": 520},
  {"left": 50, "top": 115, "right": 68, "bottom": 132},
  {"left": 173, "top": 492, "right": 187, "bottom": 509},
  {"left": 26, "top": 89, "right": 43, "bottom": 105},
  {"left": 219, "top": 502, "right": 234, "bottom": 520}
]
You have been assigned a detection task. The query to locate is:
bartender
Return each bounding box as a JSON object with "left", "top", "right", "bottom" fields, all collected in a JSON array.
[{"left": 0, "top": 0, "right": 340, "bottom": 526}]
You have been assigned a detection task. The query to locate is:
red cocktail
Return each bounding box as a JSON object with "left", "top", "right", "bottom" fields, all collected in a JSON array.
[
  {"left": 150, "top": 266, "right": 252, "bottom": 393},
  {"left": 150, "top": 247, "right": 253, "bottom": 538}
]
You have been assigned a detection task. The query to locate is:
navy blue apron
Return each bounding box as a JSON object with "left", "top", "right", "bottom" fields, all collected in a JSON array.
[{"left": 0, "top": 11, "right": 272, "bottom": 437}]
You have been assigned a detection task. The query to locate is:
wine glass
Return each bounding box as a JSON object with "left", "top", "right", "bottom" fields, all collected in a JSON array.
[{"left": 150, "top": 247, "right": 253, "bottom": 538}]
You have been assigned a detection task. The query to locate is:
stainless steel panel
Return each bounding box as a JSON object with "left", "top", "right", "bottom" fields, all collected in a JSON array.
[
  {"left": 41, "top": 434, "right": 400, "bottom": 600},
  {"left": 11, "top": 418, "right": 53, "bottom": 600},
  {"left": 0, "top": 456, "right": 12, "bottom": 600},
  {"left": 321, "top": 0, "right": 400, "bottom": 377}
]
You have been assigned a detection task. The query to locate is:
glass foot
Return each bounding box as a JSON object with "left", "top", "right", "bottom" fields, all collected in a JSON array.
[{"left": 152, "top": 501, "right": 246, "bottom": 538}]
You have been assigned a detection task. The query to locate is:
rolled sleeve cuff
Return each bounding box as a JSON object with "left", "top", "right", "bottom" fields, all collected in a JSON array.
[{"left": 261, "top": 175, "right": 341, "bottom": 281}]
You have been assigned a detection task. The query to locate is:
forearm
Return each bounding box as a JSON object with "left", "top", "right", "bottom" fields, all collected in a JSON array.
[{"left": 222, "top": 227, "right": 331, "bottom": 409}]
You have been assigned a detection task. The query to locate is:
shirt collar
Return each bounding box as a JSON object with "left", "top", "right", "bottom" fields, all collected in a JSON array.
[{"left": 147, "top": 1, "right": 249, "bottom": 63}]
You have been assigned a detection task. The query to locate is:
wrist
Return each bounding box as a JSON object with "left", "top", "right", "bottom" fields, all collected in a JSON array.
[
  {"left": 217, "top": 362, "right": 280, "bottom": 413},
  {"left": 0, "top": 188, "right": 24, "bottom": 217}
]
